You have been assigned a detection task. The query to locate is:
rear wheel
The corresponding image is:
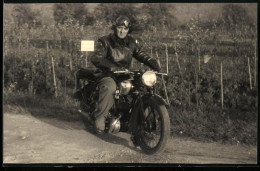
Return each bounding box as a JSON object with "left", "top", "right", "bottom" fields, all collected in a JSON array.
[{"left": 138, "top": 99, "right": 170, "bottom": 154}]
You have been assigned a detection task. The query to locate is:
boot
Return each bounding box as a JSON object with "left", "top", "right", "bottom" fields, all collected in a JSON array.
[{"left": 93, "top": 114, "right": 106, "bottom": 135}]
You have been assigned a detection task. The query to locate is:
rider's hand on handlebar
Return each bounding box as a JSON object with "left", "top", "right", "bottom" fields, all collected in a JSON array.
[{"left": 147, "top": 58, "right": 161, "bottom": 72}]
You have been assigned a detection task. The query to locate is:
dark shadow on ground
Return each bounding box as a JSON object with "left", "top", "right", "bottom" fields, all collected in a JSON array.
[{"left": 28, "top": 107, "right": 85, "bottom": 130}]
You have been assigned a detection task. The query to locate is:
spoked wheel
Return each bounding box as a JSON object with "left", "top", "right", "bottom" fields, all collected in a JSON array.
[{"left": 138, "top": 99, "right": 170, "bottom": 154}]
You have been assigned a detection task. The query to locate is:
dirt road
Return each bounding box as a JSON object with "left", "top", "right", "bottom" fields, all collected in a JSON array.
[{"left": 3, "top": 112, "right": 257, "bottom": 164}]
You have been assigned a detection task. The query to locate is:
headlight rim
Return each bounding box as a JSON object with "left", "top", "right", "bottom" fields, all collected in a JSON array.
[{"left": 141, "top": 71, "right": 157, "bottom": 87}]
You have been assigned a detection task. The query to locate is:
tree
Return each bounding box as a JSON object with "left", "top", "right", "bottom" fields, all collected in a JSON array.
[
  {"left": 221, "top": 4, "right": 253, "bottom": 29},
  {"left": 53, "top": 3, "right": 93, "bottom": 26},
  {"left": 138, "top": 3, "right": 178, "bottom": 31},
  {"left": 221, "top": 4, "right": 255, "bottom": 57},
  {"left": 11, "top": 4, "right": 42, "bottom": 28}
]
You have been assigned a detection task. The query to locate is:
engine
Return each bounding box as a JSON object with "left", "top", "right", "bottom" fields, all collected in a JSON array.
[{"left": 119, "top": 80, "right": 132, "bottom": 95}]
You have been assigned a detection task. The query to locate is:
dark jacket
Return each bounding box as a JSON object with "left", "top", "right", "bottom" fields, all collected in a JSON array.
[{"left": 90, "top": 33, "right": 157, "bottom": 72}]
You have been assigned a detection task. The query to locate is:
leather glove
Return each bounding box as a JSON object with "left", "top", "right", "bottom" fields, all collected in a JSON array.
[{"left": 147, "top": 58, "right": 161, "bottom": 72}]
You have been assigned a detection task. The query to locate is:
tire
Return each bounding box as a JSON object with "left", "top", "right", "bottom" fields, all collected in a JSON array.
[{"left": 138, "top": 99, "right": 170, "bottom": 155}]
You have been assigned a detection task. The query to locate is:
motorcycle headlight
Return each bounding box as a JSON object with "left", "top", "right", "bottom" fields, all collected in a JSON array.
[{"left": 142, "top": 71, "right": 157, "bottom": 87}]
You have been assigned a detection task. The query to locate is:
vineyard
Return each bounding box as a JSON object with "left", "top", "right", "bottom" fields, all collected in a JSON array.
[{"left": 3, "top": 3, "right": 257, "bottom": 145}]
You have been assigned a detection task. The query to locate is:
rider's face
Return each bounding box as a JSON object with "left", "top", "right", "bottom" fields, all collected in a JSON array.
[{"left": 116, "top": 26, "right": 129, "bottom": 39}]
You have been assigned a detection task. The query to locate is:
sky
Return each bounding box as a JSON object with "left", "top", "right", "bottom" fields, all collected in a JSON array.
[{"left": 4, "top": 3, "right": 257, "bottom": 24}]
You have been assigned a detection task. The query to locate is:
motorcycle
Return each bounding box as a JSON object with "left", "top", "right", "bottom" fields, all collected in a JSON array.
[{"left": 74, "top": 68, "right": 171, "bottom": 154}]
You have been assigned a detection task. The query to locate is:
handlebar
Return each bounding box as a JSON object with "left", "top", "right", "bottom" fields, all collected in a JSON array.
[
  {"left": 113, "top": 70, "right": 134, "bottom": 74},
  {"left": 113, "top": 70, "right": 168, "bottom": 76}
]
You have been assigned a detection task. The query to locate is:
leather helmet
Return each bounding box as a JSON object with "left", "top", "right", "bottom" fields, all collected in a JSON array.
[{"left": 111, "top": 16, "right": 132, "bottom": 33}]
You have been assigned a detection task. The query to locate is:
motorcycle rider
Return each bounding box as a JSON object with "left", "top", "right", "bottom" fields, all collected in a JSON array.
[{"left": 89, "top": 16, "right": 161, "bottom": 135}]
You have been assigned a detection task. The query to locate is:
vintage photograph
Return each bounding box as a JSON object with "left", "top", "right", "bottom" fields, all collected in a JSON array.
[{"left": 3, "top": 3, "right": 257, "bottom": 164}]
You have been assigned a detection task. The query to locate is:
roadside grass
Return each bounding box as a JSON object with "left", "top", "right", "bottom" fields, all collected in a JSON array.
[{"left": 170, "top": 105, "right": 257, "bottom": 145}]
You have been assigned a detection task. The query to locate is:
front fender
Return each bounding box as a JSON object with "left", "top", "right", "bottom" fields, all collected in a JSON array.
[{"left": 128, "top": 94, "right": 169, "bottom": 134}]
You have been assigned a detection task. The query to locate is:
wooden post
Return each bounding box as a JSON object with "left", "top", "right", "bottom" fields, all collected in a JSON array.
[
  {"left": 221, "top": 62, "right": 223, "bottom": 109},
  {"left": 69, "top": 54, "right": 73, "bottom": 71},
  {"left": 248, "top": 57, "right": 252, "bottom": 90},
  {"left": 198, "top": 46, "right": 201, "bottom": 72},
  {"left": 46, "top": 40, "right": 49, "bottom": 55},
  {"left": 46, "top": 41, "right": 51, "bottom": 84},
  {"left": 174, "top": 40, "right": 181, "bottom": 73},
  {"left": 155, "top": 50, "right": 161, "bottom": 68},
  {"left": 188, "top": 82, "right": 191, "bottom": 107},
  {"left": 51, "top": 55, "right": 58, "bottom": 98},
  {"left": 68, "top": 41, "right": 73, "bottom": 71},
  {"left": 254, "top": 40, "right": 257, "bottom": 87},
  {"left": 31, "top": 59, "right": 34, "bottom": 96},
  {"left": 13, "top": 38, "right": 21, "bottom": 83},
  {"left": 86, "top": 52, "right": 88, "bottom": 68},
  {"left": 165, "top": 44, "right": 169, "bottom": 74},
  {"left": 161, "top": 75, "right": 170, "bottom": 105},
  {"left": 64, "top": 74, "right": 67, "bottom": 94},
  {"left": 47, "top": 39, "right": 57, "bottom": 97},
  {"left": 195, "top": 67, "right": 198, "bottom": 108},
  {"left": 74, "top": 72, "right": 78, "bottom": 92},
  {"left": 197, "top": 46, "right": 201, "bottom": 108},
  {"left": 12, "top": 59, "right": 15, "bottom": 82}
]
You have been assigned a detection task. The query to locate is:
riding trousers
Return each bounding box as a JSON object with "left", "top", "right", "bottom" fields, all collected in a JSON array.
[{"left": 93, "top": 77, "right": 117, "bottom": 131}]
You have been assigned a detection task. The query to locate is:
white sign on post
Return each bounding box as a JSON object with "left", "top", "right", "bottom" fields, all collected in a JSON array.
[
  {"left": 81, "top": 40, "right": 94, "bottom": 68},
  {"left": 81, "top": 40, "right": 94, "bottom": 52}
]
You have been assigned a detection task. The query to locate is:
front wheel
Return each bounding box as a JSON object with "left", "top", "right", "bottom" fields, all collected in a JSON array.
[{"left": 138, "top": 99, "right": 170, "bottom": 154}]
